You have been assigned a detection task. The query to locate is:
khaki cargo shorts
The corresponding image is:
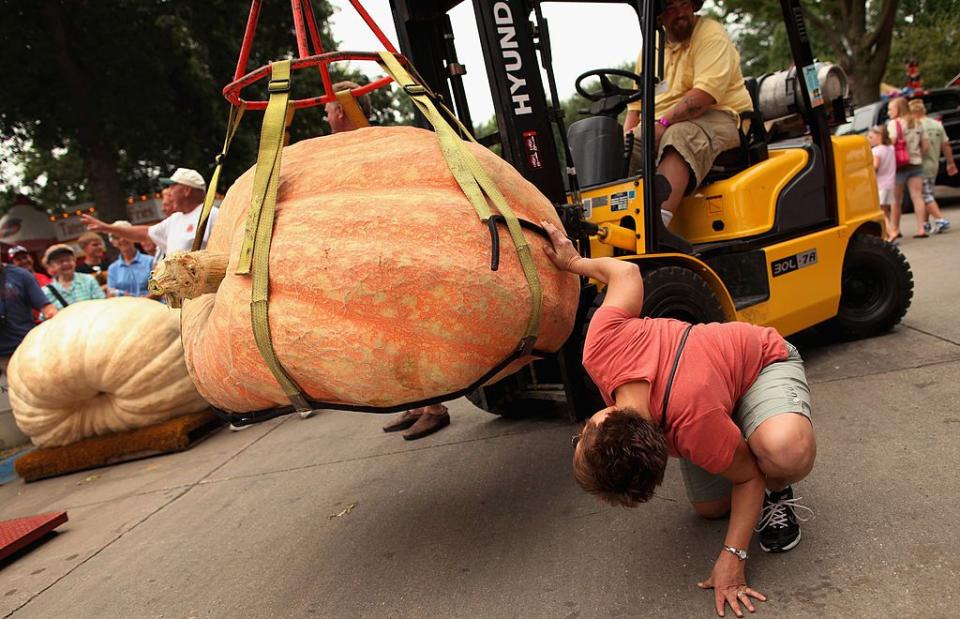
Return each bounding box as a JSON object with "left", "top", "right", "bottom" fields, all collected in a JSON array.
[
  {"left": 679, "top": 342, "right": 812, "bottom": 503},
  {"left": 628, "top": 109, "right": 741, "bottom": 189}
]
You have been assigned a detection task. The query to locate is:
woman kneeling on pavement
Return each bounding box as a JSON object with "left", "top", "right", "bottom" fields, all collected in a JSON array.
[{"left": 540, "top": 221, "right": 817, "bottom": 618}]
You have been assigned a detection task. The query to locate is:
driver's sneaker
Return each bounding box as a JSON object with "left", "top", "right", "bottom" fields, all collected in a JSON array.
[{"left": 755, "top": 486, "right": 814, "bottom": 553}]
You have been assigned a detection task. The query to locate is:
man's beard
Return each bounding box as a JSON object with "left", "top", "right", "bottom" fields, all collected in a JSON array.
[{"left": 668, "top": 15, "right": 695, "bottom": 41}]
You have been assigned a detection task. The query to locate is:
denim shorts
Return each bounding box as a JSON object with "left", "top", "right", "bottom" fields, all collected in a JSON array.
[
  {"left": 895, "top": 164, "right": 924, "bottom": 185},
  {"left": 679, "top": 342, "right": 813, "bottom": 503}
]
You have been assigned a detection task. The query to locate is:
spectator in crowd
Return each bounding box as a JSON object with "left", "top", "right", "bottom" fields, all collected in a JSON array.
[
  {"left": 140, "top": 239, "right": 158, "bottom": 257},
  {"left": 869, "top": 125, "right": 897, "bottom": 242},
  {"left": 107, "top": 220, "right": 155, "bottom": 297},
  {"left": 41, "top": 244, "right": 106, "bottom": 311},
  {"left": 8, "top": 246, "right": 51, "bottom": 323},
  {"left": 910, "top": 99, "right": 957, "bottom": 234},
  {"left": 81, "top": 167, "right": 216, "bottom": 262},
  {"left": 75, "top": 231, "right": 112, "bottom": 286},
  {"left": 8, "top": 246, "right": 51, "bottom": 287},
  {"left": 1, "top": 260, "right": 57, "bottom": 370},
  {"left": 319, "top": 80, "right": 451, "bottom": 438},
  {"left": 887, "top": 97, "right": 930, "bottom": 239}
]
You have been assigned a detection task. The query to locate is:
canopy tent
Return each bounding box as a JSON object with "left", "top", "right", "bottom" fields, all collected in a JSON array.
[{"left": 0, "top": 202, "right": 58, "bottom": 256}]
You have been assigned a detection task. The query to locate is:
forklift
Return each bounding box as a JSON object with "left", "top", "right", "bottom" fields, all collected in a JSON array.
[{"left": 389, "top": 0, "right": 914, "bottom": 420}]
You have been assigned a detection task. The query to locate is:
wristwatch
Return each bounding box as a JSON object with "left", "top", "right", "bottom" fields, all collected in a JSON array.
[{"left": 722, "top": 545, "right": 749, "bottom": 561}]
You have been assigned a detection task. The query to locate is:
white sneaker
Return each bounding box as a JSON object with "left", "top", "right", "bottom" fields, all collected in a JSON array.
[
  {"left": 923, "top": 220, "right": 940, "bottom": 234},
  {"left": 299, "top": 409, "right": 317, "bottom": 420}
]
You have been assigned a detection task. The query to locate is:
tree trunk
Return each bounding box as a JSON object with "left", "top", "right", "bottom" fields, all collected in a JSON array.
[
  {"left": 806, "top": 0, "right": 899, "bottom": 106},
  {"left": 41, "top": 0, "right": 127, "bottom": 222},
  {"left": 842, "top": 49, "right": 887, "bottom": 107}
]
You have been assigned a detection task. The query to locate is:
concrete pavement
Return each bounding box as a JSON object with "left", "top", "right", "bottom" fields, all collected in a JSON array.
[{"left": 3, "top": 209, "right": 960, "bottom": 618}]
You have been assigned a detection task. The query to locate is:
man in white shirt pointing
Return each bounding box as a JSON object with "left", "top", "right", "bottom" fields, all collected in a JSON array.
[{"left": 82, "top": 167, "right": 218, "bottom": 260}]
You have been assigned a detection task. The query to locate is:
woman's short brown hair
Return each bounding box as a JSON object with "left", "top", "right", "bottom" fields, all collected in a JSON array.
[{"left": 572, "top": 408, "right": 668, "bottom": 507}]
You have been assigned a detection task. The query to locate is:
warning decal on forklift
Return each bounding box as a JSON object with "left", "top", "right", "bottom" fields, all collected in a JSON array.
[
  {"left": 610, "top": 191, "right": 629, "bottom": 212},
  {"left": 771, "top": 249, "right": 818, "bottom": 277},
  {"left": 581, "top": 198, "right": 592, "bottom": 218}
]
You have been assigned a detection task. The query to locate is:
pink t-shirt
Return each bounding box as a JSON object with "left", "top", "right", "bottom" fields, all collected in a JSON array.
[
  {"left": 872, "top": 144, "right": 896, "bottom": 191},
  {"left": 582, "top": 307, "right": 788, "bottom": 474}
]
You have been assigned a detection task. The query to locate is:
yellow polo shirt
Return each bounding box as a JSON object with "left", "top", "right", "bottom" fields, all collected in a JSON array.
[{"left": 627, "top": 17, "right": 752, "bottom": 119}]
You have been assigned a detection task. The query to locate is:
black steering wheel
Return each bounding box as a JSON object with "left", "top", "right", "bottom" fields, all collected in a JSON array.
[{"left": 575, "top": 68, "right": 644, "bottom": 103}]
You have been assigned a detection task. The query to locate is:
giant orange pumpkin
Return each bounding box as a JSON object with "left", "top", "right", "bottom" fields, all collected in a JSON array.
[{"left": 179, "top": 126, "right": 579, "bottom": 412}]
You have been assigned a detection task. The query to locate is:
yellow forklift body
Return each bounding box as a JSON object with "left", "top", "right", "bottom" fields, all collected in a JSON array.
[
  {"left": 831, "top": 135, "right": 884, "bottom": 223},
  {"left": 572, "top": 134, "right": 886, "bottom": 337},
  {"left": 674, "top": 149, "right": 808, "bottom": 243}
]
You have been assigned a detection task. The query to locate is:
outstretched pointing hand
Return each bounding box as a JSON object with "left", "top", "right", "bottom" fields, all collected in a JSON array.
[{"left": 81, "top": 214, "right": 109, "bottom": 232}]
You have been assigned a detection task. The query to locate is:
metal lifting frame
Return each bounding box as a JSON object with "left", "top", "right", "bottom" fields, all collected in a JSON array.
[{"left": 224, "top": 0, "right": 398, "bottom": 111}]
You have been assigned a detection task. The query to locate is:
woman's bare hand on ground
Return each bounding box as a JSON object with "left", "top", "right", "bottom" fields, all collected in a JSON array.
[
  {"left": 698, "top": 554, "right": 766, "bottom": 617},
  {"left": 540, "top": 220, "right": 580, "bottom": 272}
]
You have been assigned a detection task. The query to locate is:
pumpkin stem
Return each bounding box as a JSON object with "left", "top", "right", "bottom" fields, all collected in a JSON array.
[{"left": 149, "top": 251, "right": 229, "bottom": 306}]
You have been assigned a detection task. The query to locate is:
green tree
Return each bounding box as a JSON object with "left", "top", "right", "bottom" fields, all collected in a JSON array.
[
  {"left": 715, "top": 0, "right": 901, "bottom": 106},
  {"left": 884, "top": 0, "right": 960, "bottom": 88},
  {"left": 0, "top": 0, "right": 411, "bottom": 218}
]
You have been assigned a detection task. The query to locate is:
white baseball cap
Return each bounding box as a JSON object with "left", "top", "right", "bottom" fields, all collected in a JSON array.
[{"left": 160, "top": 167, "right": 207, "bottom": 191}]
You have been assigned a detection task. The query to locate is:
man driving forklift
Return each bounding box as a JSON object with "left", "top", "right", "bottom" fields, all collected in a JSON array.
[{"left": 624, "top": 0, "right": 753, "bottom": 229}]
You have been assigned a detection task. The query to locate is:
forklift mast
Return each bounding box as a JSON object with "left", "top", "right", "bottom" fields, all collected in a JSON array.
[{"left": 391, "top": 0, "right": 574, "bottom": 204}]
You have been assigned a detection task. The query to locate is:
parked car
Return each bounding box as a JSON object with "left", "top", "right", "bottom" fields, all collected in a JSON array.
[{"left": 846, "top": 88, "right": 960, "bottom": 187}]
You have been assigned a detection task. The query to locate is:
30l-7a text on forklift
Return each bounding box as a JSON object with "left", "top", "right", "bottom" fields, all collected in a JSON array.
[{"left": 388, "top": 0, "right": 913, "bottom": 420}]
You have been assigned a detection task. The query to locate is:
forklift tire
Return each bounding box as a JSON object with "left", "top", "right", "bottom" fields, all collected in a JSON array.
[
  {"left": 831, "top": 233, "right": 914, "bottom": 338},
  {"left": 583, "top": 266, "right": 726, "bottom": 340},
  {"left": 638, "top": 265, "right": 727, "bottom": 324}
]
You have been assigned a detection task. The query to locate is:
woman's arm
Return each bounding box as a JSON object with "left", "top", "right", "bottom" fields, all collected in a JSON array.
[{"left": 541, "top": 221, "right": 644, "bottom": 316}]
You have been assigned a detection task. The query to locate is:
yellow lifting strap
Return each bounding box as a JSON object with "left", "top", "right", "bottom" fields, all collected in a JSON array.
[
  {"left": 335, "top": 88, "right": 370, "bottom": 129},
  {"left": 234, "top": 60, "right": 312, "bottom": 410},
  {"left": 192, "top": 104, "right": 246, "bottom": 252},
  {"left": 377, "top": 52, "right": 543, "bottom": 344}
]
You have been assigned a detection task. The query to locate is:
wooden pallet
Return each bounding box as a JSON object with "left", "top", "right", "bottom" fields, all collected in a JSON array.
[{"left": 14, "top": 410, "right": 224, "bottom": 483}]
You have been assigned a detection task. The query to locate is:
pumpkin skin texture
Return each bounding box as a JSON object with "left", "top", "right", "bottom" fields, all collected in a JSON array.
[
  {"left": 8, "top": 297, "right": 209, "bottom": 447},
  {"left": 181, "top": 126, "right": 580, "bottom": 412}
]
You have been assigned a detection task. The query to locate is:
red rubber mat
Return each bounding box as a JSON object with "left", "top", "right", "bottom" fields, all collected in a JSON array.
[{"left": 0, "top": 512, "right": 68, "bottom": 562}]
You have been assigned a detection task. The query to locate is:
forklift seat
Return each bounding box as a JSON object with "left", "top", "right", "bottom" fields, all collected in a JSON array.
[
  {"left": 703, "top": 77, "right": 769, "bottom": 184},
  {"left": 567, "top": 115, "right": 625, "bottom": 188}
]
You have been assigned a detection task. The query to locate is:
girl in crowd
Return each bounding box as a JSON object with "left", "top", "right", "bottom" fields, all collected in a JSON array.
[
  {"left": 887, "top": 97, "right": 930, "bottom": 239},
  {"left": 869, "top": 125, "right": 897, "bottom": 242}
]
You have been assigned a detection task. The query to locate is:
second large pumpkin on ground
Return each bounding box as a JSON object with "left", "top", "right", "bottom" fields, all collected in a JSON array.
[{"left": 181, "top": 126, "right": 579, "bottom": 412}]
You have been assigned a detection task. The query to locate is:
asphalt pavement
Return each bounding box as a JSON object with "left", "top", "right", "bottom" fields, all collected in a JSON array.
[{"left": 3, "top": 207, "right": 960, "bottom": 618}]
